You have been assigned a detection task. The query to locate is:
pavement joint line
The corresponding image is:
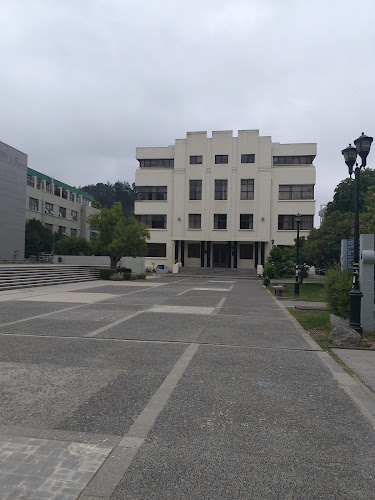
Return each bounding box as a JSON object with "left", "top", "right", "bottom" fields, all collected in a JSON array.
[
  {"left": 80, "top": 343, "right": 200, "bottom": 499},
  {"left": 176, "top": 288, "right": 191, "bottom": 296},
  {"left": 317, "top": 351, "right": 375, "bottom": 428},
  {"left": 211, "top": 297, "right": 226, "bottom": 316},
  {"left": 84, "top": 309, "right": 151, "bottom": 338},
  {"left": 0, "top": 279, "right": 185, "bottom": 328},
  {"left": 0, "top": 330, "right": 322, "bottom": 351}
]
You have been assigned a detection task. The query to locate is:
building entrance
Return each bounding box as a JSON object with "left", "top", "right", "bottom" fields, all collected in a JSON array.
[{"left": 213, "top": 244, "right": 229, "bottom": 268}]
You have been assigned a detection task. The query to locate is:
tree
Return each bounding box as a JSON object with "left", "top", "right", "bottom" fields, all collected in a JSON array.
[
  {"left": 304, "top": 211, "right": 353, "bottom": 268},
  {"left": 325, "top": 168, "right": 375, "bottom": 216},
  {"left": 54, "top": 236, "right": 92, "bottom": 256},
  {"left": 25, "top": 219, "right": 54, "bottom": 258},
  {"left": 88, "top": 202, "right": 149, "bottom": 268},
  {"left": 82, "top": 181, "right": 136, "bottom": 216}
]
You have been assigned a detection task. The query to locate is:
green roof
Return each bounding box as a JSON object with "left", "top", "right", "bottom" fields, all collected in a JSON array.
[{"left": 27, "top": 167, "right": 94, "bottom": 201}]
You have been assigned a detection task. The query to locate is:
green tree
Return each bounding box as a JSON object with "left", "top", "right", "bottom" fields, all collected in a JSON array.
[
  {"left": 325, "top": 168, "right": 375, "bottom": 216},
  {"left": 82, "top": 181, "right": 136, "bottom": 216},
  {"left": 88, "top": 202, "right": 149, "bottom": 268},
  {"left": 25, "top": 219, "right": 54, "bottom": 258},
  {"left": 54, "top": 236, "right": 92, "bottom": 256},
  {"left": 304, "top": 211, "right": 353, "bottom": 268}
]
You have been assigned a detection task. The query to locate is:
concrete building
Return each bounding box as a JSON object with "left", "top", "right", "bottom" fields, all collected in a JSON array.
[
  {"left": 26, "top": 167, "right": 99, "bottom": 239},
  {"left": 135, "top": 130, "right": 316, "bottom": 269},
  {"left": 0, "top": 141, "right": 27, "bottom": 261}
]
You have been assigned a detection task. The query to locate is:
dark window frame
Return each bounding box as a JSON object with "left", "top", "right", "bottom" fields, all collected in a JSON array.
[
  {"left": 278, "top": 215, "right": 314, "bottom": 230},
  {"left": 278, "top": 184, "right": 314, "bottom": 200},
  {"left": 139, "top": 159, "right": 174, "bottom": 168},
  {"left": 273, "top": 156, "right": 315, "bottom": 165},
  {"left": 214, "top": 179, "right": 228, "bottom": 200},
  {"left": 190, "top": 155, "right": 203, "bottom": 164},
  {"left": 29, "top": 197, "right": 38, "bottom": 211},
  {"left": 189, "top": 180, "right": 202, "bottom": 200},
  {"left": 188, "top": 243, "right": 201, "bottom": 258},
  {"left": 135, "top": 214, "right": 167, "bottom": 229},
  {"left": 240, "top": 214, "right": 253, "bottom": 230},
  {"left": 188, "top": 213, "right": 201, "bottom": 229},
  {"left": 136, "top": 186, "right": 168, "bottom": 201},
  {"left": 240, "top": 179, "right": 254, "bottom": 200},
  {"left": 215, "top": 155, "right": 228, "bottom": 164},
  {"left": 239, "top": 244, "right": 254, "bottom": 259},
  {"left": 147, "top": 243, "right": 167, "bottom": 257},
  {"left": 241, "top": 154, "right": 255, "bottom": 163},
  {"left": 214, "top": 214, "right": 227, "bottom": 230}
]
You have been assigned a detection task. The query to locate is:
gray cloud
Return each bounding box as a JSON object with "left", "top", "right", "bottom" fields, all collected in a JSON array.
[{"left": 1, "top": 0, "right": 375, "bottom": 222}]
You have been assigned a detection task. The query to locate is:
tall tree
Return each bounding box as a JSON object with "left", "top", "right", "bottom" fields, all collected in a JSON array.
[
  {"left": 82, "top": 181, "right": 136, "bottom": 215},
  {"left": 88, "top": 202, "right": 149, "bottom": 268},
  {"left": 325, "top": 168, "right": 375, "bottom": 216},
  {"left": 25, "top": 219, "right": 54, "bottom": 257}
]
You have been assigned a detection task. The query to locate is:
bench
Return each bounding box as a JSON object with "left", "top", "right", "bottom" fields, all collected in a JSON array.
[{"left": 273, "top": 285, "right": 287, "bottom": 296}]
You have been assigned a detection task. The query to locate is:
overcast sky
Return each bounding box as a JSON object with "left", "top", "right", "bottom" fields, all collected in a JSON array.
[{"left": 1, "top": 0, "right": 375, "bottom": 224}]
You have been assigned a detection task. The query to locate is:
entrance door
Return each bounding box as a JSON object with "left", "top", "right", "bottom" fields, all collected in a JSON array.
[{"left": 213, "top": 244, "right": 228, "bottom": 267}]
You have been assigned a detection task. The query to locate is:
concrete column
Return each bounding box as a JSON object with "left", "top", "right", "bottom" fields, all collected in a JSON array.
[
  {"left": 360, "top": 234, "right": 374, "bottom": 333},
  {"left": 200, "top": 241, "right": 205, "bottom": 267}
]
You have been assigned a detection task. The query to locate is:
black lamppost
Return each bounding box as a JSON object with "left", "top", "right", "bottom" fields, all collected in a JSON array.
[
  {"left": 294, "top": 213, "right": 302, "bottom": 297},
  {"left": 341, "top": 132, "right": 373, "bottom": 334}
]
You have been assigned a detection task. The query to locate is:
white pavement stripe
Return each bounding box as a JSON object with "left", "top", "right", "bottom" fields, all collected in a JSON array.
[
  {"left": 211, "top": 297, "right": 227, "bottom": 316},
  {"left": 81, "top": 343, "right": 200, "bottom": 499},
  {"left": 84, "top": 310, "right": 148, "bottom": 338},
  {"left": 208, "top": 280, "right": 235, "bottom": 283},
  {"left": 193, "top": 287, "right": 231, "bottom": 292},
  {"left": 147, "top": 305, "right": 215, "bottom": 315},
  {"left": 177, "top": 288, "right": 192, "bottom": 296}
]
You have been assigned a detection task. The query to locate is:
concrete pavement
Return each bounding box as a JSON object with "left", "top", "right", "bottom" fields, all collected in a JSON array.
[{"left": 0, "top": 276, "right": 373, "bottom": 499}]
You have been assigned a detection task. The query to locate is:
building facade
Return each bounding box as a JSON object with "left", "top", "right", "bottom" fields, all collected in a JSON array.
[
  {"left": 135, "top": 130, "right": 317, "bottom": 269},
  {"left": 26, "top": 168, "right": 99, "bottom": 239},
  {"left": 0, "top": 141, "right": 27, "bottom": 261}
]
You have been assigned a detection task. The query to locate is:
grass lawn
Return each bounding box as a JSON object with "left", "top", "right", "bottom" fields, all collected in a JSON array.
[{"left": 272, "top": 283, "right": 326, "bottom": 302}]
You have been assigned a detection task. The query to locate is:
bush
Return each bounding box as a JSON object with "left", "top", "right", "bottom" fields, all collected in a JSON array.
[
  {"left": 324, "top": 266, "right": 352, "bottom": 318},
  {"left": 109, "top": 272, "right": 131, "bottom": 281},
  {"left": 130, "top": 273, "right": 147, "bottom": 280},
  {"left": 264, "top": 262, "right": 273, "bottom": 279},
  {"left": 100, "top": 268, "right": 116, "bottom": 280},
  {"left": 54, "top": 236, "right": 92, "bottom": 256},
  {"left": 117, "top": 267, "right": 132, "bottom": 273}
]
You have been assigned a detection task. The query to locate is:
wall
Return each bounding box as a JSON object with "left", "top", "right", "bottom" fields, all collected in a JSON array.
[
  {"left": 52, "top": 255, "right": 145, "bottom": 273},
  {"left": 0, "top": 141, "right": 27, "bottom": 260}
]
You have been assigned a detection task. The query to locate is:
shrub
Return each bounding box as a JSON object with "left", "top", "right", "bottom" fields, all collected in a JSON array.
[
  {"left": 264, "top": 262, "right": 273, "bottom": 279},
  {"left": 130, "top": 273, "right": 147, "bottom": 280},
  {"left": 324, "top": 266, "right": 352, "bottom": 318},
  {"left": 100, "top": 268, "right": 116, "bottom": 280},
  {"left": 109, "top": 272, "right": 131, "bottom": 281},
  {"left": 117, "top": 267, "right": 132, "bottom": 274}
]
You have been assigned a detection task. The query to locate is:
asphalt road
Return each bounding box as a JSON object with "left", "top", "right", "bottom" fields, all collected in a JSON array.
[{"left": 0, "top": 277, "right": 374, "bottom": 500}]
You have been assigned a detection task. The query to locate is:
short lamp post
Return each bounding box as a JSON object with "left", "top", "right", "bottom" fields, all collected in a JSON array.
[
  {"left": 341, "top": 133, "right": 373, "bottom": 334},
  {"left": 294, "top": 213, "right": 302, "bottom": 297}
]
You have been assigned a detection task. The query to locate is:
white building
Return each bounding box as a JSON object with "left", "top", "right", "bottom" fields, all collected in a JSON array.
[
  {"left": 26, "top": 167, "right": 99, "bottom": 240},
  {"left": 135, "top": 130, "right": 316, "bottom": 270}
]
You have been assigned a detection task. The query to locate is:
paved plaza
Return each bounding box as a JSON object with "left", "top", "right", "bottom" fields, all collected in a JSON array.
[{"left": 0, "top": 277, "right": 374, "bottom": 499}]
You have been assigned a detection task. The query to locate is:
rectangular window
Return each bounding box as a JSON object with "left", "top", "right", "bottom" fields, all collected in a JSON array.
[
  {"left": 273, "top": 156, "right": 315, "bottom": 165},
  {"left": 240, "top": 214, "right": 253, "bottom": 229},
  {"left": 45, "top": 223, "right": 53, "bottom": 231},
  {"left": 278, "top": 184, "right": 314, "bottom": 200},
  {"left": 27, "top": 175, "right": 35, "bottom": 187},
  {"left": 62, "top": 189, "right": 68, "bottom": 200},
  {"left": 241, "top": 154, "right": 255, "bottom": 163},
  {"left": 136, "top": 186, "right": 167, "bottom": 201},
  {"left": 54, "top": 185, "right": 61, "bottom": 196},
  {"left": 188, "top": 214, "right": 201, "bottom": 229},
  {"left": 190, "top": 156, "right": 203, "bottom": 164},
  {"left": 189, "top": 180, "right": 202, "bottom": 200},
  {"left": 215, "top": 155, "right": 228, "bottom": 164},
  {"left": 82, "top": 198, "right": 90, "bottom": 206},
  {"left": 71, "top": 228, "right": 78, "bottom": 237},
  {"left": 58, "top": 226, "right": 66, "bottom": 234},
  {"left": 240, "top": 179, "right": 254, "bottom": 200},
  {"left": 214, "top": 214, "right": 227, "bottom": 229},
  {"left": 69, "top": 192, "right": 75, "bottom": 201},
  {"left": 59, "top": 207, "right": 66, "bottom": 218},
  {"left": 37, "top": 179, "right": 44, "bottom": 190},
  {"left": 215, "top": 180, "right": 228, "bottom": 200},
  {"left": 29, "top": 197, "right": 38, "bottom": 211},
  {"left": 188, "top": 243, "right": 201, "bottom": 258},
  {"left": 139, "top": 159, "right": 174, "bottom": 168},
  {"left": 135, "top": 215, "right": 167, "bottom": 229},
  {"left": 45, "top": 182, "right": 52, "bottom": 193},
  {"left": 240, "top": 244, "right": 254, "bottom": 259},
  {"left": 278, "top": 215, "right": 314, "bottom": 230},
  {"left": 44, "top": 202, "right": 53, "bottom": 214},
  {"left": 71, "top": 210, "right": 78, "bottom": 221},
  {"left": 147, "top": 243, "right": 167, "bottom": 257}
]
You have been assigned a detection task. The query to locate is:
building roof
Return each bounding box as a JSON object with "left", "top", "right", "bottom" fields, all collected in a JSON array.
[{"left": 27, "top": 167, "right": 94, "bottom": 201}]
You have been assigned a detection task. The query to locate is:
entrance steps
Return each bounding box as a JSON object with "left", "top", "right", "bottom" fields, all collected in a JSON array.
[{"left": 0, "top": 265, "right": 101, "bottom": 291}]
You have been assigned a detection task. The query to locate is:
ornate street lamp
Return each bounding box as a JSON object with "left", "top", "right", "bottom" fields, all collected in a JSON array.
[
  {"left": 294, "top": 213, "right": 302, "bottom": 297},
  {"left": 342, "top": 133, "right": 373, "bottom": 334}
]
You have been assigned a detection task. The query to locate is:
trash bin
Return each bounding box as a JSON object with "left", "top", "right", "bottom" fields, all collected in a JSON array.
[
  {"left": 257, "top": 264, "right": 264, "bottom": 276},
  {"left": 156, "top": 265, "right": 169, "bottom": 274},
  {"left": 172, "top": 263, "right": 179, "bottom": 274}
]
